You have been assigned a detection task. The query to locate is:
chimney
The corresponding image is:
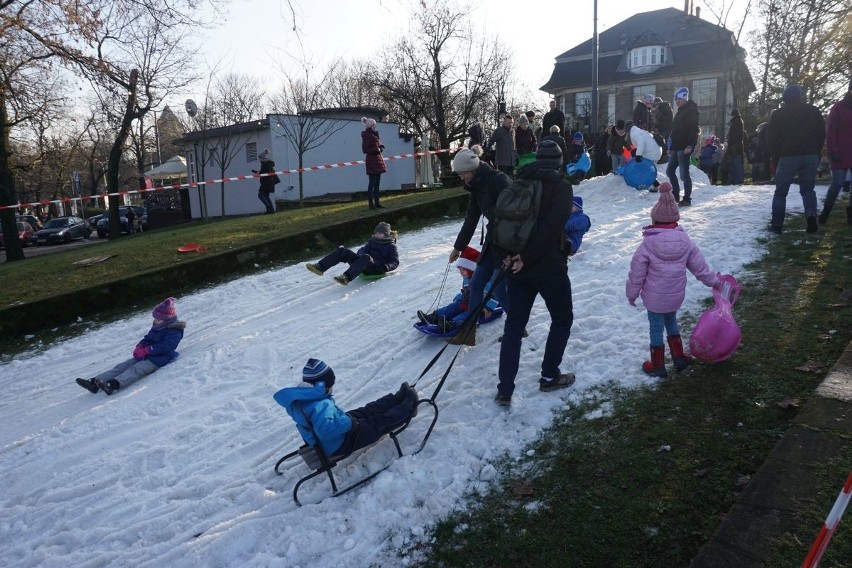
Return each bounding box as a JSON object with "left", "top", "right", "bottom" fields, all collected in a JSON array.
[
  {"left": 696, "top": 6, "right": 701, "bottom": 18},
  {"left": 684, "top": 0, "right": 689, "bottom": 13}
]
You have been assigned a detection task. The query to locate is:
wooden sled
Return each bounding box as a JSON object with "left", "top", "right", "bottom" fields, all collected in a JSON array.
[
  {"left": 413, "top": 307, "right": 504, "bottom": 338},
  {"left": 274, "top": 397, "right": 438, "bottom": 506}
]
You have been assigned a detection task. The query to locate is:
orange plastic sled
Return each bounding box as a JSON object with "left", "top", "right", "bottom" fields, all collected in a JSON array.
[{"left": 177, "top": 243, "right": 208, "bottom": 253}]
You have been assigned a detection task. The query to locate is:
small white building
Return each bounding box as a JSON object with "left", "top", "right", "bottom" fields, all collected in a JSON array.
[{"left": 180, "top": 108, "right": 416, "bottom": 218}]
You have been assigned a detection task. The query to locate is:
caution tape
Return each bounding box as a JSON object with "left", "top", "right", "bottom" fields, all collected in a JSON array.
[
  {"left": 0, "top": 148, "right": 453, "bottom": 212},
  {"left": 802, "top": 471, "right": 852, "bottom": 568}
]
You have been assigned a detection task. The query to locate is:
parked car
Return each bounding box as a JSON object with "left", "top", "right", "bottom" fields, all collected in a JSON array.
[
  {"left": 0, "top": 221, "right": 37, "bottom": 248},
  {"left": 87, "top": 213, "right": 105, "bottom": 230},
  {"left": 16, "top": 214, "right": 43, "bottom": 231},
  {"left": 34, "top": 216, "right": 91, "bottom": 245},
  {"left": 96, "top": 206, "right": 147, "bottom": 238}
]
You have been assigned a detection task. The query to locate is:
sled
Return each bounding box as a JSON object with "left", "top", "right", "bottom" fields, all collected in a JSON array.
[
  {"left": 566, "top": 152, "right": 592, "bottom": 176},
  {"left": 274, "top": 397, "right": 439, "bottom": 506},
  {"left": 177, "top": 243, "right": 208, "bottom": 253},
  {"left": 359, "top": 273, "right": 386, "bottom": 281},
  {"left": 413, "top": 307, "right": 504, "bottom": 337},
  {"left": 690, "top": 274, "right": 742, "bottom": 363},
  {"left": 619, "top": 157, "right": 658, "bottom": 190}
]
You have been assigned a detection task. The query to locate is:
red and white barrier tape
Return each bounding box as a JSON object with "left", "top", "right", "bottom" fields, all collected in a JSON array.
[
  {"left": 0, "top": 148, "right": 453, "bottom": 212},
  {"left": 802, "top": 471, "right": 852, "bottom": 568}
]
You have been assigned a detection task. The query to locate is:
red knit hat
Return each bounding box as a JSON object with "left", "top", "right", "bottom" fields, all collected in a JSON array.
[
  {"left": 650, "top": 182, "right": 680, "bottom": 223},
  {"left": 456, "top": 246, "right": 480, "bottom": 272}
]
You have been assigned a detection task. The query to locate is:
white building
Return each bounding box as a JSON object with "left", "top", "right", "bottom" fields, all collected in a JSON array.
[{"left": 180, "top": 108, "right": 416, "bottom": 218}]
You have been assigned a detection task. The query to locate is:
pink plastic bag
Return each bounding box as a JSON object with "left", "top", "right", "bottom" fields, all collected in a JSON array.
[{"left": 690, "top": 274, "right": 742, "bottom": 363}]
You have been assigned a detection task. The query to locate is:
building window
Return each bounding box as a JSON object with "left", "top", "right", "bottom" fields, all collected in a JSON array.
[
  {"left": 692, "top": 78, "right": 717, "bottom": 107},
  {"left": 246, "top": 142, "right": 258, "bottom": 162},
  {"left": 187, "top": 150, "right": 196, "bottom": 183},
  {"left": 632, "top": 85, "right": 656, "bottom": 102},
  {"left": 627, "top": 46, "right": 667, "bottom": 71},
  {"left": 575, "top": 91, "right": 592, "bottom": 118}
]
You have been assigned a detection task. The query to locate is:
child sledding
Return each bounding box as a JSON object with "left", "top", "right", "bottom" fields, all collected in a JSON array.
[
  {"left": 414, "top": 246, "right": 503, "bottom": 337},
  {"left": 306, "top": 222, "right": 399, "bottom": 285}
]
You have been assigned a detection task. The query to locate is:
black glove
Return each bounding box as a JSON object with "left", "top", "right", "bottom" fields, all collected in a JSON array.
[
  {"left": 630, "top": 147, "right": 637, "bottom": 157},
  {"left": 830, "top": 153, "right": 841, "bottom": 163},
  {"left": 635, "top": 154, "right": 642, "bottom": 162}
]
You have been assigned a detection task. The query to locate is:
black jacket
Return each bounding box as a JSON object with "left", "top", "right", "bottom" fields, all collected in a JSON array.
[
  {"left": 633, "top": 102, "right": 652, "bottom": 131},
  {"left": 669, "top": 100, "right": 700, "bottom": 152},
  {"left": 453, "top": 163, "right": 512, "bottom": 255},
  {"left": 542, "top": 108, "right": 566, "bottom": 137},
  {"left": 766, "top": 101, "right": 826, "bottom": 158},
  {"left": 499, "top": 160, "right": 573, "bottom": 273},
  {"left": 258, "top": 159, "right": 276, "bottom": 192},
  {"left": 654, "top": 102, "right": 673, "bottom": 134}
]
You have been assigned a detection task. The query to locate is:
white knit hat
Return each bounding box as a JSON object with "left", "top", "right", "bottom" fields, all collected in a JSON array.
[
  {"left": 451, "top": 148, "right": 480, "bottom": 173},
  {"left": 361, "top": 117, "right": 377, "bottom": 129}
]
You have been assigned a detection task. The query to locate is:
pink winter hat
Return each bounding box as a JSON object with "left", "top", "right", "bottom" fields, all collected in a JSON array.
[
  {"left": 650, "top": 182, "right": 680, "bottom": 223},
  {"left": 152, "top": 297, "right": 177, "bottom": 320}
]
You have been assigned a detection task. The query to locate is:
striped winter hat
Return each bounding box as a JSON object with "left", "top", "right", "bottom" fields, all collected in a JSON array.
[
  {"left": 303, "top": 358, "right": 335, "bottom": 388},
  {"left": 152, "top": 297, "right": 177, "bottom": 321}
]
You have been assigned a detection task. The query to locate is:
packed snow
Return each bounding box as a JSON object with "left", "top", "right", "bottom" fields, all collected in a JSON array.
[{"left": 0, "top": 168, "right": 818, "bottom": 567}]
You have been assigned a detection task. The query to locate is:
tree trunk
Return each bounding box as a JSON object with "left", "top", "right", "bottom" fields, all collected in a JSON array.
[
  {"left": 0, "top": 86, "right": 25, "bottom": 262},
  {"left": 107, "top": 69, "right": 140, "bottom": 240}
]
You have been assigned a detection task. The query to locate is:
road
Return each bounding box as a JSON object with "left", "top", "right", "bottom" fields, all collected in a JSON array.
[{"left": 0, "top": 235, "right": 105, "bottom": 262}]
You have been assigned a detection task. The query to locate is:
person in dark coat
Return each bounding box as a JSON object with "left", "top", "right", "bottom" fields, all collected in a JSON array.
[
  {"left": 306, "top": 222, "right": 399, "bottom": 285},
  {"left": 515, "top": 114, "right": 537, "bottom": 156},
  {"left": 666, "top": 87, "right": 700, "bottom": 205},
  {"left": 253, "top": 148, "right": 278, "bottom": 214},
  {"left": 542, "top": 100, "right": 566, "bottom": 139},
  {"left": 818, "top": 80, "right": 852, "bottom": 225},
  {"left": 726, "top": 108, "right": 746, "bottom": 184},
  {"left": 607, "top": 120, "right": 628, "bottom": 173},
  {"left": 593, "top": 126, "right": 612, "bottom": 176},
  {"left": 75, "top": 298, "right": 186, "bottom": 395},
  {"left": 361, "top": 117, "right": 387, "bottom": 209},
  {"left": 274, "top": 359, "right": 418, "bottom": 459},
  {"left": 748, "top": 123, "right": 771, "bottom": 182},
  {"left": 766, "top": 84, "right": 826, "bottom": 233},
  {"left": 494, "top": 140, "right": 575, "bottom": 406},
  {"left": 446, "top": 147, "right": 512, "bottom": 346},
  {"left": 633, "top": 94, "right": 655, "bottom": 131},
  {"left": 540, "top": 125, "right": 568, "bottom": 168},
  {"left": 653, "top": 97, "right": 673, "bottom": 141},
  {"left": 467, "top": 121, "right": 485, "bottom": 149}
]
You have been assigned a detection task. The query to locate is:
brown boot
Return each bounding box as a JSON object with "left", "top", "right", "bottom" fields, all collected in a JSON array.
[
  {"left": 642, "top": 345, "right": 668, "bottom": 378},
  {"left": 667, "top": 335, "right": 694, "bottom": 371},
  {"left": 447, "top": 321, "right": 476, "bottom": 346}
]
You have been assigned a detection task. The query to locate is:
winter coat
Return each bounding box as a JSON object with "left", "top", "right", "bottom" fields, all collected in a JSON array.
[
  {"left": 467, "top": 122, "right": 485, "bottom": 148},
  {"left": 625, "top": 224, "right": 719, "bottom": 313},
  {"left": 654, "top": 102, "right": 673, "bottom": 134},
  {"left": 563, "top": 205, "right": 591, "bottom": 255},
  {"left": 258, "top": 159, "right": 277, "bottom": 193},
  {"left": 727, "top": 115, "right": 745, "bottom": 156},
  {"left": 826, "top": 92, "right": 852, "bottom": 169},
  {"left": 361, "top": 128, "right": 387, "bottom": 175},
  {"left": 446, "top": 275, "right": 498, "bottom": 314},
  {"left": 607, "top": 126, "right": 627, "bottom": 155},
  {"left": 499, "top": 160, "right": 573, "bottom": 273},
  {"left": 766, "top": 100, "right": 825, "bottom": 159},
  {"left": 274, "top": 384, "right": 352, "bottom": 457},
  {"left": 633, "top": 101, "right": 653, "bottom": 131},
  {"left": 669, "top": 100, "right": 700, "bottom": 152},
  {"left": 453, "top": 162, "right": 512, "bottom": 255},
  {"left": 137, "top": 321, "right": 186, "bottom": 367},
  {"left": 699, "top": 140, "right": 718, "bottom": 167},
  {"left": 487, "top": 126, "right": 516, "bottom": 167},
  {"left": 628, "top": 126, "right": 662, "bottom": 162},
  {"left": 357, "top": 235, "right": 399, "bottom": 274},
  {"left": 540, "top": 133, "right": 568, "bottom": 167},
  {"left": 515, "top": 126, "right": 537, "bottom": 155},
  {"left": 566, "top": 142, "right": 587, "bottom": 164},
  {"left": 542, "top": 108, "right": 566, "bottom": 137}
]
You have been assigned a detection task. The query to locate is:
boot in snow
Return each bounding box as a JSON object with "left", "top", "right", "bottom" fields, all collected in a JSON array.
[
  {"left": 667, "top": 335, "right": 694, "bottom": 371},
  {"left": 76, "top": 378, "right": 99, "bottom": 393},
  {"left": 642, "top": 345, "right": 668, "bottom": 378}
]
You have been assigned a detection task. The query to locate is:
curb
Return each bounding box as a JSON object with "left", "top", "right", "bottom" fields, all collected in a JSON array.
[{"left": 690, "top": 340, "right": 852, "bottom": 566}]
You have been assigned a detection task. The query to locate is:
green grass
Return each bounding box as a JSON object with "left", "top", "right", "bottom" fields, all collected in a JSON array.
[
  {"left": 418, "top": 215, "right": 852, "bottom": 567},
  {"left": 0, "top": 188, "right": 464, "bottom": 308}
]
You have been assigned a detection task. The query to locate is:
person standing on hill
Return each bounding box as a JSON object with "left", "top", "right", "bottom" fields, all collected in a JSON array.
[
  {"left": 361, "top": 117, "right": 387, "bottom": 209},
  {"left": 765, "top": 84, "right": 825, "bottom": 234},
  {"left": 608, "top": 120, "right": 628, "bottom": 173},
  {"left": 819, "top": 80, "right": 852, "bottom": 225},
  {"left": 726, "top": 108, "right": 745, "bottom": 184},
  {"left": 666, "top": 87, "right": 700, "bottom": 206},
  {"left": 653, "top": 97, "right": 673, "bottom": 142},
  {"left": 253, "top": 148, "right": 278, "bottom": 214},
  {"left": 486, "top": 115, "right": 517, "bottom": 176},
  {"left": 515, "top": 114, "right": 537, "bottom": 156},
  {"left": 542, "top": 100, "right": 565, "bottom": 140},
  {"left": 633, "top": 94, "right": 655, "bottom": 132}
]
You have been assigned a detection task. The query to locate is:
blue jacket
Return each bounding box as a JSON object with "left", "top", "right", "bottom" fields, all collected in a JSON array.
[
  {"left": 563, "top": 210, "right": 591, "bottom": 255},
  {"left": 357, "top": 236, "right": 399, "bottom": 274},
  {"left": 273, "top": 384, "right": 352, "bottom": 456},
  {"left": 139, "top": 321, "right": 185, "bottom": 367}
]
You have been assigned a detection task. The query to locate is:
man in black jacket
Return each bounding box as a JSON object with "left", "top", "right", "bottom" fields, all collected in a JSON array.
[
  {"left": 542, "top": 100, "right": 566, "bottom": 140},
  {"left": 665, "top": 87, "right": 700, "bottom": 205},
  {"left": 766, "top": 84, "right": 826, "bottom": 233},
  {"left": 447, "top": 148, "right": 512, "bottom": 346},
  {"left": 494, "top": 140, "right": 575, "bottom": 406}
]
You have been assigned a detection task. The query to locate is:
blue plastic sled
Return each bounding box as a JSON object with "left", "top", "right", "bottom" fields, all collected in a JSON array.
[
  {"left": 566, "top": 152, "right": 592, "bottom": 176},
  {"left": 413, "top": 308, "right": 504, "bottom": 337},
  {"left": 619, "top": 158, "right": 657, "bottom": 190}
]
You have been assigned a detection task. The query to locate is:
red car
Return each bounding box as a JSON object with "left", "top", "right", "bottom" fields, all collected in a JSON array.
[{"left": 0, "top": 221, "right": 37, "bottom": 248}]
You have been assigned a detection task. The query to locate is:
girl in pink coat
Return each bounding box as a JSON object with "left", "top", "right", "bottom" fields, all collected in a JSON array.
[{"left": 626, "top": 182, "right": 719, "bottom": 377}]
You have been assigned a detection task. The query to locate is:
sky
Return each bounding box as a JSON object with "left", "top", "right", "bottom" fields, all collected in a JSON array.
[
  {"left": 0, "top": 164, "right": 821, "bottom": 567},
  {"left": 192, "top": 0, "right": 753, "bottom": 107}
]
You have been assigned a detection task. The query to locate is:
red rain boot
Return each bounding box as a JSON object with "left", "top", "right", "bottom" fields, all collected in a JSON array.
[
  {"left": 667, "top": 335, "right": 694, "bottom": 371},
  {"left": 642, "top": 345, "right": 668, "bottom": 378}
]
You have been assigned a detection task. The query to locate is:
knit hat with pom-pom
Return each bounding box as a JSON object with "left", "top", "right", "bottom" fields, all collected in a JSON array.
[{"left": 650, "top": 182, "right": 680, "bottom": 224}]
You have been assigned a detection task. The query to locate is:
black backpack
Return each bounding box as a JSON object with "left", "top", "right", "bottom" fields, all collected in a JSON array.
[{"left": 491, "top": 177, "right": 543, "bottom": 254}]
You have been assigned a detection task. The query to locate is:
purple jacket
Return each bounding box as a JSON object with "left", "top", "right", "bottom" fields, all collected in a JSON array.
[
  {"left": 626, "top": 224, "right": 718, "bottom": 313},
  {"left": 826, "top": 92, "right": 852, "bottom": 169}
]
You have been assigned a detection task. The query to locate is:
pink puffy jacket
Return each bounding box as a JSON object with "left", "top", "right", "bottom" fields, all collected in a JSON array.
[{"left": 626, "top": 224, "right": 719, "bottom": 313}]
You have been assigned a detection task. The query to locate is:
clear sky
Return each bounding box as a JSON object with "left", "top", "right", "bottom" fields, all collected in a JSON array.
[{"left": 191, "top": 0, "right": 752, "bottom": 106}]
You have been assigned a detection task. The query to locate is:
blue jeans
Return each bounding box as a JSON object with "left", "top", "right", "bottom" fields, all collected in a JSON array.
[
  {"left": 666, "top": 150, "right": 692, "bottom": 201},
  {"left": 647, "top": 311, "right": 680, "bottom": 347},
  {"left": 771, "top": 154, "right": 819, "bottom": 227},
  {"left": 497, "top": 270, "right": 573, "bottom": 398},
  {"left": 367, "top": 174, "right": 382, "bottom": 205},
  {"left": 822, "top": 167, "right": 852, "bottom": 214},
  {"left": 464, "top": 246, "right": 508, "bottom": 320},
  {"left": 317, "top": 246, "right": 382, "bottom": 279},
  {"left": 258, "top": 189, "right": 274, "bottom": 213},
  {"left": 728, "top": 155, "right": 745, "bottom": 185}
]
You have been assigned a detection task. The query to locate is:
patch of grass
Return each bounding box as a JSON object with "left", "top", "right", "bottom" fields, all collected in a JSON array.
[{"left": 419, "top": 216, "right": 852, "bottom": 567}]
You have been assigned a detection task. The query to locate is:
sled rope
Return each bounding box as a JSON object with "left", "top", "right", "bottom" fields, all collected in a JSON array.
[{"left": 422, "top": 262, "right": 453, "bottom": 315}]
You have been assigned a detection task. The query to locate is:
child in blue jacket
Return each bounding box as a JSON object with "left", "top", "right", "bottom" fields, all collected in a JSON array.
[
  {"left": 563, "top": 197, "right": 591, "bottom": 255},
  {"left": 306, "top": 222, "right": 399, "bottom": 285},
  {"left": 274, "top": 359, "right": 419, "bottom": 459},
  {"left": 75, "top": 297, "right": 186, "bottom": 395},
  {"left": 416, "top": 246, "right": 498, "bottom": 333}
]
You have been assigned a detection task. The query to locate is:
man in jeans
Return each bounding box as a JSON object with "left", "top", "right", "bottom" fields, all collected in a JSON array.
[
  {"left": 666, "top": 87, "right": 699, "bottom": 205},
  {"left": 766, "top": 84, "right": 826, "bottom": 234}
]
